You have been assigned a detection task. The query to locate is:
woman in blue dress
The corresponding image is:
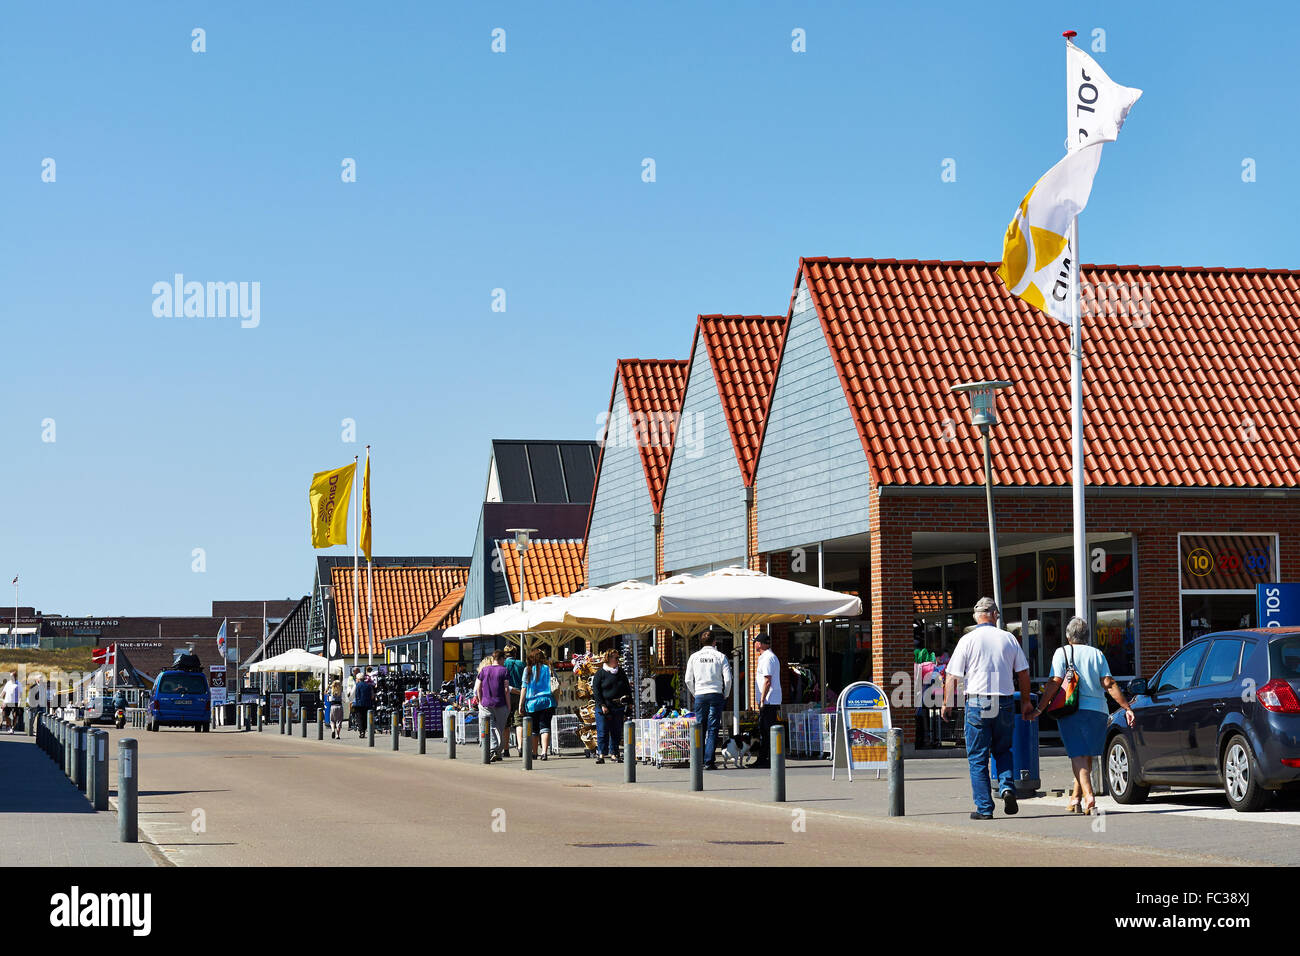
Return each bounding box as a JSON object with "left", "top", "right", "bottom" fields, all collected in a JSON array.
[{"left": 1031, "top": 617, "right": 1136, "bottom": 815}]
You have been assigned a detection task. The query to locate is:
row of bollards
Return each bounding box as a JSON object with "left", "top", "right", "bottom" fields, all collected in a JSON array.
[{"left": 34, "top": 713, "right": 135, "bottom": 840}]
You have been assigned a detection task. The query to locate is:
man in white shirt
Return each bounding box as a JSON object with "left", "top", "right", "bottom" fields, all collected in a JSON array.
[
  {"left": 1, "top": 672, "right": 21, "bottom": 734},
  {"left": 752, "top": 635, "right": 783, "bottom": 769},
  {"left": 684, "top": 634, "right": 732, "bottom": 770},
  {"left": 941, "top": 597, "right": 1032, "bottom": 819}
]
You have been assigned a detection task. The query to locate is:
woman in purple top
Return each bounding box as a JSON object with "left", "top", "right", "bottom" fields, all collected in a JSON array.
[{"left": 474, "top": 649, "right": 511, "bottom": 762}]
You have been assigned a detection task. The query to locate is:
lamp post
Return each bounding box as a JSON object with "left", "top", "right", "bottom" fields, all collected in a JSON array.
[
  {"left": 951, "top": 380, "right": 1014, "bottom": 616},
  {"left": 505, "top": 528, "right": 536, "bottom": 661}
]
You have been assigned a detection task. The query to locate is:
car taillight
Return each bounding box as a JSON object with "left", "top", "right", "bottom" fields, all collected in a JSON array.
[{"left": 1258, "top": 679, "right": 1300, "bottom": 713}]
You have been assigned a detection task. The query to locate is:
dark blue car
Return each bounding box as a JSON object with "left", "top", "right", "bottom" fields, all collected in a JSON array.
[
  {"left": 147, "top": 669, "right": 211, "bottom": 733},
  {"left": 1105, "top": 627, "right": 1300, "bottom": 811}
]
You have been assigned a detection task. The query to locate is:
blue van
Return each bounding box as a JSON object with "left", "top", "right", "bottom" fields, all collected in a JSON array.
[{"left": 147, "top": 668, "right": 211, "bottom": 733}]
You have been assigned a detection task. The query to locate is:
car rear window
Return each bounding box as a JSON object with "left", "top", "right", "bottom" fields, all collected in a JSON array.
[
  {"left": 157, "top": 673, "right": 208, "bottom": 695},
  {"left": 1270, "top": 636, "right": 1300, "bottom": 680}
]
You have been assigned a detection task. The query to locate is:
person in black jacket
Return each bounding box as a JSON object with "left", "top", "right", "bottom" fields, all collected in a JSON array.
[{"left": 591, "top": 649, "right": 632, "bottom": 764}]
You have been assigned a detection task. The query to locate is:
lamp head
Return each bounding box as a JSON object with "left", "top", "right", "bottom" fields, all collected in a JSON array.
[
  {"left": 506, "top": 528, "right": 537, "bottom": 552},
  {"left": 950, "top": 380, "right": 1014, "bottom": 428}
]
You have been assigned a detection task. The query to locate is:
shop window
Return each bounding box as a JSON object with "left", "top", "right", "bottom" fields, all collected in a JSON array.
[
  {"left": 945, "top": 561, "right": 978, "bottom": 613},
  {"left": 1182, "top": 594, "right": 1256, "bottom": 643},
  {"left": 1039, "top": 548, "right": 1075, "bottom": 601},
  {"left": 999, "top": 553, "right": 1036, "bottom": 605},
  {"left": 1094, "top": 602, "right": 1136, "bottom": 677},
  {"left": 1091, "top": 539, "right": 1134, "bottom": 594}
]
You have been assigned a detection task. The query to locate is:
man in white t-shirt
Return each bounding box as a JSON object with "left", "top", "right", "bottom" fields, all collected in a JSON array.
[
  {"left": 941, "top": 597, "right": 1032, "bottom": 820},
  {"left": 752, "top": 635, "right": 783, "bottom": 769},
  {"left": 1, "top": 672, "right": 21, "bottom": 734}
]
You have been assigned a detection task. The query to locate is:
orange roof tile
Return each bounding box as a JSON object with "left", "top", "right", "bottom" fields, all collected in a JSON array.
[
  {"left": 330, "top": 566, "right": 468, "bottom": 656},
  {"left": 495, "top": 538, "right": 586, "bottom": 602},
  {"left": 613, "top": 358, "right": 689, "bottom": 512},
  {"left": 795, "top": 258, "right": 1300, "bottom": 488},
  {"left": 411, "top": 586, "right": 465, "bottom": 633},
  {"left": 696, "top": 315, "right": 789, "bottom": 486}
]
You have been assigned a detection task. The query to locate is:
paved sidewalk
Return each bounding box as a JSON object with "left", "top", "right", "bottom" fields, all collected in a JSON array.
[{"left": 0, "top": 734, "right": 155, "bottom": 867}]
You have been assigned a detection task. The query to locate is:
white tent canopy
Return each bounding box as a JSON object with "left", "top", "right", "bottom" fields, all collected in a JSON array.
[
  {"left": 612, "top": 566, "right": 862, "bottom": 635},
  {"left": 248, "top": 648, "right": 341, "bottom": 674}
]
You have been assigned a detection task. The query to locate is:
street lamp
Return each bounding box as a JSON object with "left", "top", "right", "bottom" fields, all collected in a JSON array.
[
  {"left": 505, "top": 529, "right": 537, "bottom": 609},
  {"left": 950, "top": 380, "right": 1014, "bottom": 617}
]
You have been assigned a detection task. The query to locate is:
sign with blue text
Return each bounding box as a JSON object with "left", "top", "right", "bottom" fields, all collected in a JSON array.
[
  {"left": 1257, "top": 583, "right": 1300, "bottom": 628},
  {"left": 832, "top": 681, "right": 891, "bottom": 781}
]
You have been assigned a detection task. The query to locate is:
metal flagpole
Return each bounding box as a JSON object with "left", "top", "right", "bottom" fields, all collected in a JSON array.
[
  {"left": 365, "top": 445, "right": 374, "bottom": 667},
  {"left": 352, "top": 454, "right": 360, "bottom": 673},
  {"left": 1065, "top": 30, "right": 1089, "bottom": 623}
]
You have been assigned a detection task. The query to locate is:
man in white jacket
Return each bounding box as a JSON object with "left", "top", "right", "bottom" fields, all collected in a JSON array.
[{"left": 685, "top": 634, "right": 732, "bottom": 770}]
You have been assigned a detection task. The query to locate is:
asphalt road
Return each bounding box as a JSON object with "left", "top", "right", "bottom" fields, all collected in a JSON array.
[{"left": 104, "top": 725, "right": 1227, "bottom": 867}]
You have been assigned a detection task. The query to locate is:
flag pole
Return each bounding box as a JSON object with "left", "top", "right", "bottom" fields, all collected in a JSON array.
[
  {"left": 352, "top": 454, "right": 360, "bottom": 673},
  {"left": 365, "top": 445, "right": 374, "bottom": 667},
  {"left": 1064, "top": 30, "right": 1090, "bottom": 623}
]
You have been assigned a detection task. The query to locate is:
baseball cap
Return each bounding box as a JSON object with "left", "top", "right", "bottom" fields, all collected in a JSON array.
[{"left": 973, "top": 596, "right": 998, "bottom": 615}]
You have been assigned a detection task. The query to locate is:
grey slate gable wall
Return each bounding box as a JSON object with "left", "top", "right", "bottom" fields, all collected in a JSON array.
[
  {"left": 756, "top": 277, "right": 871, "bottom": 554},
  {"left": 586, "top": 380, "right": 655, "bottom": 586},
  {"left": 464, "top": 508, "right": 489, "bottom": 619},
  {"left": 661, "top": 340, "right": 747, "bottom": 573}
]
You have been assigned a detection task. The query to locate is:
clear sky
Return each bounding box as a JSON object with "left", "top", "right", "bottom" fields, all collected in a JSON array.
[{"left": 3, "top": 0, "right": 1296, "bottom": 615}]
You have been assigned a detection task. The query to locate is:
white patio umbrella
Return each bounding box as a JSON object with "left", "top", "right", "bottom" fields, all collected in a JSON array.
[
  {"left": 248, "top": 648, "right": 342, "bottom": 674},
  {"left": 613, "top": 566, "right": 862, "bottom": 636}
]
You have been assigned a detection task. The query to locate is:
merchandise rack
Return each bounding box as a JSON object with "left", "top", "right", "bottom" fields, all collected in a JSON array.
[{"left": 632, "top": 717, "right": 692, "bottom": 767}]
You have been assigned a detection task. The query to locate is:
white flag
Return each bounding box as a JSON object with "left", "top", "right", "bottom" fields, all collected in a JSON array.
[
  {"left": 1066, "top": 41, "right": 1142, "bottom": 151},
  {"left": 997, "top": 144, "right": 1102, "bottom": 322}
]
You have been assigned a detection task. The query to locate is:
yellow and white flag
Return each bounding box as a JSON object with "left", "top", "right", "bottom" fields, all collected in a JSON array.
[
  {"left": 997, "top": 143, "right": 1101, "bottom": 322},
  {"left": 1066, "top": 41, "right": 1142, "bottom": 151},
  {"left": 360, "top": 449, "right": 372, "bottom": 562},
  {"left": 309, "top": 463, "right": 356, "bottom": 549}
]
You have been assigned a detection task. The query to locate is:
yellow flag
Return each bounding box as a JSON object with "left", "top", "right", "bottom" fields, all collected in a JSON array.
[
  {"left": 360, "top": 449, "right": 372, "bottom": 562},
  {"left": 309, "top": 463, "right": 355, "bottom": 549}
]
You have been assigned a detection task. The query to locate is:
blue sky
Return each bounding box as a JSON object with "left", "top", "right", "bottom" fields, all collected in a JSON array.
[{"left": 2, "top": 1, "right": 1295, "bottom": 615}]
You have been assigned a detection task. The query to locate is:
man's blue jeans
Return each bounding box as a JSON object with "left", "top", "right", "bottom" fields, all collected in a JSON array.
[
  {"left": 964, "top": 695, "right": 1015, "bottom": 815},
  {"left": 694, "top": 693, "right": 724, "bottom": 765}
]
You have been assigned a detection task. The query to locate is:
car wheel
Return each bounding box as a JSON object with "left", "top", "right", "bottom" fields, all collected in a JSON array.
[
  {"left": 194, "top": 724, "right": 202, "bottom": 732},
  {"left": 1222, "top": 734, "right": 1272, "bottom": 812},
  {"left": 202, "top": 722, "right": 210, "bottom": 733},
  {"left": 146, "top": 719, "right": 157, "bottom": 733},
  {"left": 1107, "top": 734, "right": 1149, "bottom": 804}
]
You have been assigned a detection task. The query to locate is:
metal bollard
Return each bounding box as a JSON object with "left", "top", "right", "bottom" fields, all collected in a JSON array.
[
  {"left": 288, "top": 708, "right": 296, "bottom": 736},
  {"left": 446, "top": 709, "right": 456, "bottom": 759},
  {"left": 26, "top": 708, "right": 33, "bottom": 737},
  {"left": 301, "top": 710, "right": 307, "bottom": 738},
  {"left": 257, "top": 705, "right": 263, "bottom": 732},
  {"left": 624, "top": 721, "right": 636, "bottom": 784},
  {"left": 771, "top": 725, "right": 786, "bottom": 803},
  {"left": 887, "top": 727, "right": 905, "bottom": 817},
  {"left": 90, "top": 730, "right": 109, "bottom": 811},
  {"left": 392, "top": 711, "right": 400, "bottom": 751},
  {"left": 418, "top": 712, "right": 426, "bottom": 755},
  {"left": 65, "top": 721, "right": 75, "bottom": 780},
  {"left": 75, "top": 726, "right": 88, "bottom": 793},
  {"left": 522, "top": 717, "right": 532, "bottom": 771},
  {"left": 690, "top": 719, "right": 703, "bottom": 792},
  {"left": 317, "top": 710, "right": 324, "bottom": 740},
  {"left": 367, "top": 709, "right": 375, "bottom": 747},
  {"left": 480, "top": 712, "right": 491, "bottom": 764},
  {"left": 279, "top": 707, "right": 286, "bottom": 734},
  {"left": 118, "top": 738, "right": 138, "bottom": 843}
]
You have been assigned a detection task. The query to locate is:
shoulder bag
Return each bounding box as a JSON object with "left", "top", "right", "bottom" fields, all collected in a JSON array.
[{"left": 1045, "top": 643, "right": 1080, "bottom": 719}]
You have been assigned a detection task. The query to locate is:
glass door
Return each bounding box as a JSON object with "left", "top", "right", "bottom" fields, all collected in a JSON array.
[{"left": 1021, "top": 603, "right": 1073, "bottom": 679}]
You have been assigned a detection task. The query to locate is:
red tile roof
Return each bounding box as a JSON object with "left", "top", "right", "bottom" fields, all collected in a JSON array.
[
  {"left": 495, "top": 539, "right": 586, "bottom": 602},
  {"left": 330, "top": 566, "right": 468, "bottom": 655},
  {"left": 796, "top": 258, "right": 1300, "bottom": 488},
  {"left": 411, "top": 586, "right": 465, "bottom": 633},
  {"left": 605, "top": 358, "right": 689, "bottom": 513},
  {"left": 696, "top": 315, "right": 789, "bottom": 486}
]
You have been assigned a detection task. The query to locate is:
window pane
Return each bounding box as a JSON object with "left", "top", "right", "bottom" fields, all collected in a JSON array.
[
  {"left": 1039, "top": 548, "right": 1074, "bottom": 600},
  {"left": 1197, "top": 640, "right": 1244, "bottom": 686},
  {"left": 1182, "top": 594, "right": 1256, "bottom": 643},
  {"left": 1153, "top": 643, "right": 1207, "bottom": 693},
  {"left": 1094, "top": 604, "right": 1136, "bottom": 676},
  {"left": 1092, "top": 538, "right": 1134, "bottom": 594},
  {"left": 1269, "top": 637, "right": 1300, "bottom": 680},
  {"left": 945, "top": 561, "right": 978, "bottom": 611},
  {"left": 999, "top": 553, "right": 1036, "bottom": 604}
]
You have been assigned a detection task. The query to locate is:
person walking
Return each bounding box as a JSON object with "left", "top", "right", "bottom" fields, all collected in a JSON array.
[
  {"left": 521, "top": 650, "right": 556, "bottom": 760},
  {"left": 328, "top": 679, "right": 344, "bottom": 739},
  {"left": 752, "top": 635, "right": 782, "bottom": 769},
  {"left": 591, "top": 649, "right": 632, "bottom": 765},
  {"left": 351, "top": 667, "right": 374, "bottom": 739},
  {"left": 941, "top": 597, "right": 1033, "bottom": 820},
  {"left": 1030, "top": 616, "right": 1136, "bottom": 815},
  {"left": 474, "top": 650, "right": 511, "bottom": 762},
  {"left": 685, "top": 635, "right": 732, "bottom": 770},
  {"left": 504, "top": 645, "right": 524, "bottom": 758},
  {"left": 1, "top": 672, "right": 21, "bottom": 734}
]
